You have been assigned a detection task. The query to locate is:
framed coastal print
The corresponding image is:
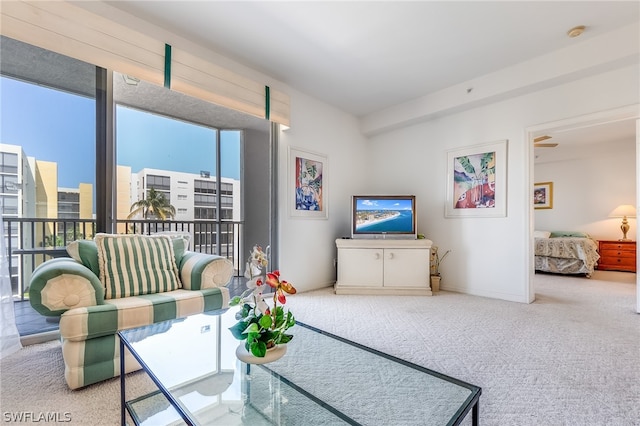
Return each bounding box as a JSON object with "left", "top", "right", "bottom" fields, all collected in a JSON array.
[
  {"left": 289, "top": 147, "right": 328, "bottom": 219},
  {"left": 445, "top": 140, "right": 508, "bottom": 218},
  {"left": 533, "top": 182, "right": 553, "bottom": 209}
]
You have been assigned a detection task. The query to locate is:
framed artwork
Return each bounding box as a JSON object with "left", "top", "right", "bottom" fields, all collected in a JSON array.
[
  {"left": 533, "top": 182, "right": 553, "bottom": 209},
  {"left": 289, "top": 147, "right": 328, "bottom": 219},
  {"left": 445, "top": 140, "right": 508, "bottom": 218}
]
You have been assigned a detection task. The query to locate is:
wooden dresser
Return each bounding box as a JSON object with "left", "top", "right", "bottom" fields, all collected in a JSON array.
[{"left": 597, "top": 240, "right": 636, "bottom": 272}]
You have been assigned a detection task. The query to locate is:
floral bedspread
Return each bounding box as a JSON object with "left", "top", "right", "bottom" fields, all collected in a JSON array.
[{"left": 534, "top": 237, "right": 600, "bottom": 275}]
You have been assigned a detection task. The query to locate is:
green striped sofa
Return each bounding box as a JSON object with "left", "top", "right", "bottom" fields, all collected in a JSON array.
[{"left": 28, "top": 233, "right": 233, "bottom": 389}]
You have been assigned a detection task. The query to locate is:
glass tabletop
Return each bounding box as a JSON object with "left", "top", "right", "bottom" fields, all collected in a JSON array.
[{"left": 119, "top": 308, "right": 480, "bottom": 426}]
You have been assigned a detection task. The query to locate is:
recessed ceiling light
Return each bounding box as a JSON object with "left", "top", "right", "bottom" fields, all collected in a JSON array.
[{"left": 567, "top": 25, "right": 586, "bottom": 38}]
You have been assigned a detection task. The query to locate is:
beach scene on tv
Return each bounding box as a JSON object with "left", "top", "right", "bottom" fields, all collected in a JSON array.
[{"left": 355, "top": 198, "right": 414, "bottom": 232}]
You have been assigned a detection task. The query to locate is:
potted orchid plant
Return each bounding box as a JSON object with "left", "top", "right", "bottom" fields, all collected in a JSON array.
[{"left": 229, "top": 245, "right": 297, "bottom": 358}]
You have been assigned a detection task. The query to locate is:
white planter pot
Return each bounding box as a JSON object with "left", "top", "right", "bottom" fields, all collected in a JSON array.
[{"left": 236, "top": 343, "right": 287, "bottom": 364}]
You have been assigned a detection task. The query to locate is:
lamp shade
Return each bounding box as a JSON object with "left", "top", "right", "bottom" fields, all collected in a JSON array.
[{"left": 609, "top": 204, "right": 637, "bottom": 218}]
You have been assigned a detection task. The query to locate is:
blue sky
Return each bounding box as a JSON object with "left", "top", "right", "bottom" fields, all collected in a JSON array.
[
  {"left": 0, "top": 76, "right": 240, "bottom": 188},
  {"left": 357, "top": 198, "right": 413, "bottom": 210}
]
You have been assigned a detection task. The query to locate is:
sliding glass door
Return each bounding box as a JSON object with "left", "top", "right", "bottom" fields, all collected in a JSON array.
[
  {"left": 113, "top": 71, "right": 249, "bottom": 262},
  {"left": 0, "top": 35, "right": 97, "bottom": 300},
  {"left": 0, "top": 36, "right": 273, "bottom": 337}
]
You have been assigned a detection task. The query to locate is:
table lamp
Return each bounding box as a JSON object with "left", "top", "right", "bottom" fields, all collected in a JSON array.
[{"left": 608, "top": 204, "right": 637, "bottom": 241}]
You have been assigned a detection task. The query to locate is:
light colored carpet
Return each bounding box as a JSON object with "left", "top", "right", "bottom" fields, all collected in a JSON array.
[
  {"left": 1, "top": 271, "right": 637, "bottom": 425},
  {"left": 0, "top": 340, "right": 156, "bottom": 425}
]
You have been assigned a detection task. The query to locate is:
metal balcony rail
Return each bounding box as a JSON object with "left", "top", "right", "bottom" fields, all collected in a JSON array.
[{"left": 3, "top": 217, "right": 243, "bottom": 301}]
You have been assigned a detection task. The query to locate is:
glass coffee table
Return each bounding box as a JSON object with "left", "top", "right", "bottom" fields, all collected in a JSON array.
[{"left": 119, "top": 308, "right": 481, "bottom": 425}]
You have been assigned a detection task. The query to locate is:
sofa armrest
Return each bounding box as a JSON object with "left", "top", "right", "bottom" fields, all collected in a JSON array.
[
  {"left": 29, "top": 258, "right": 105, "bottom": 317},
  {"left": 178, "top": 251, "right": 234, "bottom": 290}
]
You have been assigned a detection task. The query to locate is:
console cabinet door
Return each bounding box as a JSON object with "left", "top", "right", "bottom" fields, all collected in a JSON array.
[
  {"left": 383, "top": 248, "right": 430, "bottom": 287},
  {"left": 337, "top": 249, "right": 384, "bottom": 287}
]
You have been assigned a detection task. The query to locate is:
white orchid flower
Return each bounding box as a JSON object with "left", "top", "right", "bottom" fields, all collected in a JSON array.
[
  {"left": 255, "top": 297, "right": 270, "bottom": 315},
  {"left": 246, "top": 276, "right": 262, "bottom": 290}
]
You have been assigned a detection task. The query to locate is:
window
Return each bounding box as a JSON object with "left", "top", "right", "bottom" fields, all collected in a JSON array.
[
  {"left": 221, "top": 182, "right": 233, "bottom": 195},
  {"left": 221, "top": 196, "right": 233, "bottom": 208},
  {"left": 0, "top": 196, "right": 18, "bottom": 215},
  {"left": 0, "top": 152, "right": 18, "bottom": 174},
  {"left": 220, "top": 209, "right": 233, "bottom": 220},
  {"left": 0, "top": 35, "right": 274, "bottom": 332},
  {"left": 147, "top": 174, "right": 170, "bottom": 190},
  {"left": 195, "top": 207, "right": 216, "bottom": 220},
  {"left": 195, "top": 180, "right": 216, "bottom": 194},
  {"left": 58, "top": 192, "right": 80, "bottom": 203},
  {"left": 113, "top": 76, "right": 250, "bottom": 259},
  {"left": 114, "top": 95, "right": 219, "bottom": 228},
  {"left": 0, "top": 35, "right": 97, "bottom": 300},
  {"left": 194, "top": 194, "right": 216, "bottom": 206}
]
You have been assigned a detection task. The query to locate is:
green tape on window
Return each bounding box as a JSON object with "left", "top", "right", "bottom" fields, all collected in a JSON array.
[
  {"left": 164, "top": 44, "right": 172, "bottom": 89},
  {"left": 265, "top": 85, "right": 270, "bottom": 120}
]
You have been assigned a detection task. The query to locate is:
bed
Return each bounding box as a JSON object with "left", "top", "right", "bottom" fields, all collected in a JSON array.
[{"left": 534, "top": 231, "right": 600, "bottom": 277}]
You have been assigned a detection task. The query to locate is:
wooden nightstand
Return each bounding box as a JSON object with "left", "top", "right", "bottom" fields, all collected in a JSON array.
[{"left": 597, "top": 240, "right": 636, "bottom": 272}]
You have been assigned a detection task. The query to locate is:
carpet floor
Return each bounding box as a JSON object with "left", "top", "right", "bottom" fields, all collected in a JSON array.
[{"left": 1, "top": 270, "right": 637, "bottom": 425}]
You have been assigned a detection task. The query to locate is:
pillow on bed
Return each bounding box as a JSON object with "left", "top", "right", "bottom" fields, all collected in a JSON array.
[
  {"left": 533, "top": 230, "right": 551, "bottom": 238},
  {"left": 549, "top": 231, "right": 590, "bottom": 238}
]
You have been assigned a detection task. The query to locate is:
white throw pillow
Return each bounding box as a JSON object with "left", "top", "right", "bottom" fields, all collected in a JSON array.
[{"left": 533, "top": 230, "right": 551, "bottom": 238}]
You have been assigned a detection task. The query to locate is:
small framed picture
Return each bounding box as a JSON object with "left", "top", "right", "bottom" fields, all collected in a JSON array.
[
  {"left": 533, "top": 182, "right": 553, "bottom": 209},
  {"left": 288, "top": 147, "right": 328, "bottom": 219}
]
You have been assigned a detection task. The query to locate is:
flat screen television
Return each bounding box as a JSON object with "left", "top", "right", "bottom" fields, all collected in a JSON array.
[{"left": 351, "top": 195, "right": 417, "bottom": 239}]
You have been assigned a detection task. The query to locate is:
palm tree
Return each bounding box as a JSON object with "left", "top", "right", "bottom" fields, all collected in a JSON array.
[{"left": 127, "top": 188, "right": 176, "bottom": 220}]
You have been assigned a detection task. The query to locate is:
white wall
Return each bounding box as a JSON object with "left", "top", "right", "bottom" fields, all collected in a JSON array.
[
  {"left": 365, "top": 65, "right": 639, "bottom": 303},
  {"left": 534, "top": 138, "right": 636, "bottom": 241},
  {"left": 278, "top": 89, "right": 369, "bottom": 292}
]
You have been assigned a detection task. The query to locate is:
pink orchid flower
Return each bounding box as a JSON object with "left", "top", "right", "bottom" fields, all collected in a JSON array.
[{"left": 266, "top": 270, "right": 297, "bottom": 305}]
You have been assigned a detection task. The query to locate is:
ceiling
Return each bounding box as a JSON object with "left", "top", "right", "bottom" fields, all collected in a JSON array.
[
  {"left": 3, "top": 2, "right": 637, "bottom": 154},
  {"left": 106, "top": 1, "right": 640, "bottom": 118},
  {"left": 533, "top": 119, "right": 637, "bottom": 164}
]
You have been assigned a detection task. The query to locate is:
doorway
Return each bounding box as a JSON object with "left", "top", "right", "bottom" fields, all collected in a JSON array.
[{"left": 526, "top": 105, "right": 640, "bottom": 312}]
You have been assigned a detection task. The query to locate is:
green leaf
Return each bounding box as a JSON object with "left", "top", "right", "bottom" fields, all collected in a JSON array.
[
  {"left": 286, "top": 312, "right": 296, "bottom": 328},
  {"left": 273, "top": 306, "right": 285, "bottom": 326},
  {"left": 229, "top": 296, "right": 242, "bottom": 306},
  {"left": 243, "top": 322, "right": 260, "bottom": 334},
  {"left": 259, "top": 314, "right": 273, "bottom": 329},
  {"left": 278, "top": 333, "right": 293, "bottom": 344},
  {"left": 250, "top": 340, "right": 267, "bottom": 357},
  {"left": 228, "top": 321, "right": 248, "bottom": 340}
]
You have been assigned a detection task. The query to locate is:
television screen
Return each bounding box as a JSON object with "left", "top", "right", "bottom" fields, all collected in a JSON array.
[{"left": 351, "top": 195, "right": 416, "bottom": 239}]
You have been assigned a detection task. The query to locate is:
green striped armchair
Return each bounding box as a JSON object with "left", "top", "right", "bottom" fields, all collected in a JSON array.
[{"left": 28, "top": 233, "right": 233, "bottom": 389}]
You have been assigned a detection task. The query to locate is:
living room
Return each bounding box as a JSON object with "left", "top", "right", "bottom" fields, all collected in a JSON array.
[
  {"left": 1, "top": 2, "right": 639, "bottom": 425},
  {"left": 1, "top": 1, "right": 638, "bottom": 302}
]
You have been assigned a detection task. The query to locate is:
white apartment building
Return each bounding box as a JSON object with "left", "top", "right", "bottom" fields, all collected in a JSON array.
[
  {"left": 124, "top": 167, "right": 241, "bottom": 257},
  {"left": 127, "top": 167, "right": 241, "bottom": 221},
  {"left": 0, "top": 143, "right": 36, "bottom": 294}
]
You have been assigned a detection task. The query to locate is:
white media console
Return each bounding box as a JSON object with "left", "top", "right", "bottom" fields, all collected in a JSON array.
[{"left": 334, "top": 238, "right": 433, "bottom": 296}]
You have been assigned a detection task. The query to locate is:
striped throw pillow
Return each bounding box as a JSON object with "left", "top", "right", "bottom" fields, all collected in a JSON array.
[{"left": 95, "top": 234, "right": 182, "bottom": 299}]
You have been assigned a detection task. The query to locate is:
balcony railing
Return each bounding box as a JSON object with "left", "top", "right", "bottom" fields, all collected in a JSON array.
[{"left": 3, "top": 217, "right": 244, "bottom": 301}]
